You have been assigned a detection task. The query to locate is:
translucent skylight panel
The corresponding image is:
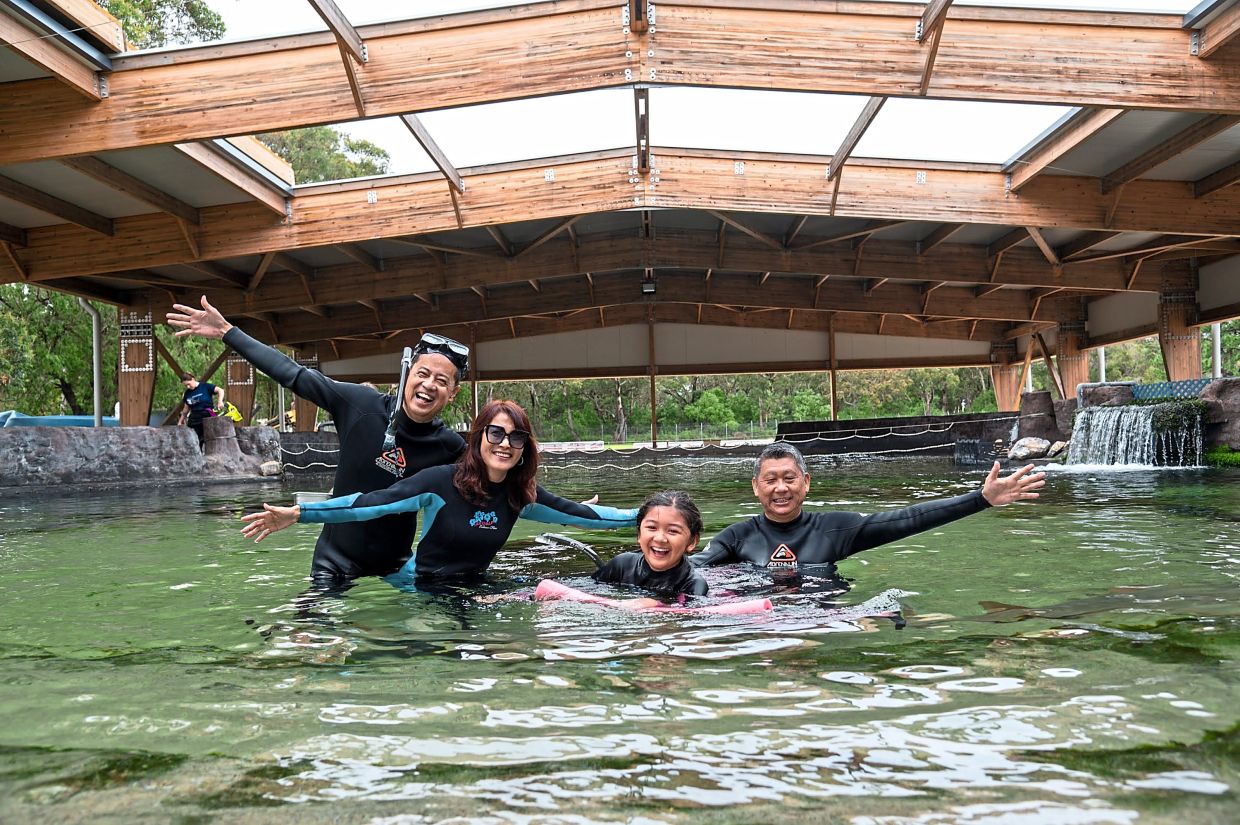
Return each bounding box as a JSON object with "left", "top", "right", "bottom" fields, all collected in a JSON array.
[
  {"left": 650, "top": 89, "right": 870, "bottom": 155},
  {"left": 854, "top": 99, "right": 1073, "bottom": 164}
]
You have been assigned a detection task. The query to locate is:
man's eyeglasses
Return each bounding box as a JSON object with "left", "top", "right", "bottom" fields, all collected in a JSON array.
[
  {"left": 484, "top": 424, "right": 529, "bottom": 450},
  {"left": 414, "top": 332, "right": 470, "bottom": 376}
]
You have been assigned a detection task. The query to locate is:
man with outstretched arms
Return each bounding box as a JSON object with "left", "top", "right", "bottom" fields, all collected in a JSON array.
[
  {"left": 690, "top": 442, "right": 1045, "bottom": 572},
  {"left": 168, "top": 296, "right": 467, "bottom": 588}
]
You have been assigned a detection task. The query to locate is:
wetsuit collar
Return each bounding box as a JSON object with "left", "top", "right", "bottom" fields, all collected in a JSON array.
[
  {"left": 394, "top": 405, "right": 442, "bottom": 439},
  {"left": 760, "top": 509, "right": 807, "bottom": 530}
]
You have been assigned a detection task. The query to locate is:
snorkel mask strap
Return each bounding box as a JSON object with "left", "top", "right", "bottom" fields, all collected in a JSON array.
[{"left": 382, "top": 346, "right": 414, "bottom": 451}]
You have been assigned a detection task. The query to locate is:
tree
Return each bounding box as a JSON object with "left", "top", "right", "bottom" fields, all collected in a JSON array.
[
  {"left": 98, "top": 0, "right": 224, "bottom": 49},
  {"left": 258, "top": 128, "right": 390, "bottom": 184}
]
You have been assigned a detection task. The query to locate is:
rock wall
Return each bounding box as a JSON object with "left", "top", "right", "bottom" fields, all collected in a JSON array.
[
  {"left": 0, "top": 424, "right": 281, "bottom": 488},
  {"left": 1017, "top": 391, "right": 1072, "bottom": 443},
  {"left": 1200, "top": 377, "right": 1240, "bottom": 449}
]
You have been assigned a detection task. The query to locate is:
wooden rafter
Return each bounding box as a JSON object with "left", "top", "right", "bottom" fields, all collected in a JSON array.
[
  {"left": 705, "top": 211, "right": 782, "bottom": 250},
  {"left": 173, "top": 143, "right": 288, "bottom": 216},
  {"left": 338, "top": 243, "right": 382, "bottom": 272},
  {"left": 828, "top": 97, "right": 886, "bottom": 181},
  {"left": 0, "top": 221, "right": 28, "bottom": 247},
  {"left": 1191, "top": 1, "right": 1240, "bottom": 58},
  {"left": 1100, "top": 115, "right": 1240, "bottom": 194},
  {"left": 1068, "top": 234, "right": 1232, "bottom": 264},
  {"left": 1, "top": 241, "right": 27, "bottom": 281},
  {"left": 916, "top": 0, "right": 954, "bottom": 95},
  {"left": 1057, "top": 230, "right": 1121, "bottom": 260},
  {"left": 247, "top": 252, "right": 276, "bottom": 292},
  {"left": 1194, "top": 158, "right": 1240, "bottom": 198},
  {"left": 401, "top": 115, "right": 464, "bottom": 194},
  {"left": 485, "top": 225, "right": 514, "bottom": 257},
  {"left": 1006, "top": 108, "right": 1126, "bottom": 192},
  {"left": 796, "top": 220, "right": 903, "bottom": 251},
  {"left": 184, "top": 261, "right": 249, "bottom": 289},
  {"left": 987, "top": 227, "right": 1030, "bottom": 258},
  {"left": 1025, "top": 227, "right": 1061, "bottom": 267},
  {"left": 0, "top": 4, "right": 104, "bottom": 100},
  {"left": 516, "top": 216, "right": 582, "bottom": 257},
  {"left": 783, "top": 215, "right": 809, "bottom": 248},
  {"left": 917, "top": 223, "right": 963, "bottom": 255},
  {"left": 62, "top": 157, "right": 201, "bottom": 225},
  {"left": 0, "top": 174, "right": 113, "bottom": 236}
]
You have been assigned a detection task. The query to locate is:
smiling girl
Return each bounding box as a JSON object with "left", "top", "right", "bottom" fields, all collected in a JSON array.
[{"left": 590, "top": 490, "right": 709, "bottom": 599}]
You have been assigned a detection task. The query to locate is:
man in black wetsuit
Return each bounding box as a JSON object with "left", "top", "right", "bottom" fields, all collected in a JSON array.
[
  {"left": 690, "top": 442, "right": 1045, "bottom": 572},
  {"left": 167, "top": 296, "right": 467, "bottom": 589}
]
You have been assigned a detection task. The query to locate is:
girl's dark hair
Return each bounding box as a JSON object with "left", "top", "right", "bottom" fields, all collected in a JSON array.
[
  {"left": 454, "top": 399, "right": 540, "bottom": 511},
  {"left": 636, "top": 490, "right": 702, "bottom": 537}
]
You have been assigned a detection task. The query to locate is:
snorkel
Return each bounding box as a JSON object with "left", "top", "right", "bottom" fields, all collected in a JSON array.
[{"left": 382, "top": 346, "right": 415, "bottom": 451}]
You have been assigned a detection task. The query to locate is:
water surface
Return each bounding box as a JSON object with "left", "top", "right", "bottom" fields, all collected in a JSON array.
[{"left": 1, "top": 457, "right": 1236, "bottom": 823}]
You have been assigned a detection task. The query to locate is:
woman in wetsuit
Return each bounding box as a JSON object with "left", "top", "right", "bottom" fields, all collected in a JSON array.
[{"left": 241, "top": 400, "right": 637, "bottom": 583}]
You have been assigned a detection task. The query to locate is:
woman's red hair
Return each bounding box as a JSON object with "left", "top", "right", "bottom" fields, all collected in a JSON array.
[{"left": 454, "top": 399, "right": 540, "bottom": 511}]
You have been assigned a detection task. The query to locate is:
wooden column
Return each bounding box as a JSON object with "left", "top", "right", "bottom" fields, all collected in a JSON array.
[
  {"left": 293, "top": 351, "right": 319, "bottom": 432},
  {"left": 828, "top": 315, "right": 838, "bottom": 420},
  {"left": 647, "top": 314, "right": 658, "bottom": 447},
  {"left": 117, "top": 307, "right": 156, "bottom": 426},
  {"left": 1056, "top": 321, "right": 1090, "bottom": 400},
  {"left": 989, "top": 343, "right": 1022, "bottom": 412},
  {"left": 1158, "top": 290, "right": 1202, "bottom": 381},
  {"left": 226, "top": 356, "right": 256, "bottom": 425}
]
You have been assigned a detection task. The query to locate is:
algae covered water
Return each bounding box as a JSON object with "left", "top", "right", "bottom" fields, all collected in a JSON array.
[{"left": 0, "top": 456, "right": 1236, "bottom": 823}]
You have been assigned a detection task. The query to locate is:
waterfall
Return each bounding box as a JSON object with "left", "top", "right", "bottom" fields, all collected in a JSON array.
[{"left": 1067, "top": 404, "right": 1202, "bottom": 466}]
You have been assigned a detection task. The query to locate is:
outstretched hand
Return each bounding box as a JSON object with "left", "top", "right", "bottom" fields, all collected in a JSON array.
[
  {"left": 240, "top": 503, "right": 300, "bottom": 542},
  {"left": 167, "top": 295, "right": 233, "bottom": 339},
  {"left": 981, "top": 461, "right": 1046, "bottom": 507}
]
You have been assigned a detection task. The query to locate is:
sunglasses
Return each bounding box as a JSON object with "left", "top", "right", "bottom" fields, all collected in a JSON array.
[
  {"left": 484, "top": 424, "right": 530, "bottom": 450},
  {"left": 414, "top": 332, "right": 470, "bottom": 374}
]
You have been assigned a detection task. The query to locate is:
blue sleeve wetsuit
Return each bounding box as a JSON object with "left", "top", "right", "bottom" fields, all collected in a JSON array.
[
  {"left": 299, "top": 464, "right": 637, "bottom": 580},
  {"left": 592, "top": 552, "right": 710, "bottom": 598},
  {"left": 689, "top": 491, "right": 990, "bottom": 571},
  {"left": 223, "top": 327, "right": 465, "bottom": 584}
]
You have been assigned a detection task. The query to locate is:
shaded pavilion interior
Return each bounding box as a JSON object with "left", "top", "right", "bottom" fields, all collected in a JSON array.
[{"left": 1, "top": 0, "right": 1239, "bottom": 433}]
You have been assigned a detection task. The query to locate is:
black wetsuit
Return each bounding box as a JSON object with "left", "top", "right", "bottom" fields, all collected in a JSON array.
[
  {"left": 592, "top": 552, "right": 709, "bottom": 597},
  {"left": 298, "top": 464, "right": 637, "bottom": 581},
  {"left": 690, "top": 491, "right": 990, "bottom": 571},
  {"left": 223, "top": 327, "right": 465, "bottom": 583}
]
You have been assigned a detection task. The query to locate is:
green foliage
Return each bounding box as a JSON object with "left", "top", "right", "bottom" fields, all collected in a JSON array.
[
  {"left": 99, "top": 0, "right": 224, "bottom": 49},
  {"left": 0, "top": 285, "right": 117, "bottom": 415},
  {"left": 258, "top": 128, "right": 390, "bottom": 184},
  {"left": 1203, "top": 446, "right": 1240, "bottom": 467},
  {"left": 1148, "top": 399, "right": 1207, "bottom": 434}
]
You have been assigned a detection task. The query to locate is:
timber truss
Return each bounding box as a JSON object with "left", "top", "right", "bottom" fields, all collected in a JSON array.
[{"left": 2, "top": 0, "right": 1239, "bottom": 410}]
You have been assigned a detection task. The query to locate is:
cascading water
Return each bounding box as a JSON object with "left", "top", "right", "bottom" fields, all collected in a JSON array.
[{"left": 1067, "top": 403, "right": 1202, "bottom": 466}]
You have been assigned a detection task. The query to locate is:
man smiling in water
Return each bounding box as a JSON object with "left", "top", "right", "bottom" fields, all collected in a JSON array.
[
  {"left": 168, "top": 296, "right": 467, "bottom": 590},
  {"left": 690, "top": 442, "right": 1045, "bottom": 572}
]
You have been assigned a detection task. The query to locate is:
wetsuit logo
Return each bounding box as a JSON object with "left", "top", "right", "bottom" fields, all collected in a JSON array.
[
  {"left": 768, "top": 544, "right": 798, "bottom": 569},
  {"left": 375, "top": 447, "right": 407, "bottom": 478},
  {"left": 470, "top": 510, "right": 498, "bottom": 529}
]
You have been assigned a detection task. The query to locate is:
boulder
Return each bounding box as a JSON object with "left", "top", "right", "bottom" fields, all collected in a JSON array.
[
  {"left": 259, "top": 460, "right": 282, "bottom": 477},
  {"left": 1080, "top": 383, "right": 1135, "bottom": 407},
  {"left": 1008, "top": 437, "right": 1051, "bottom": 461},
  {"left": 236, "top": 426, "right": 281, "bottom": 464},
  {"left": 1052, "top": 399, "right": 1077, "bottom": 442},
  {"left": 1200, "top": 377, "right": 1240, "bottom": 450},
  {"left": 1018, "top": 391, "right": 1060, "bottom": 442},
  {"left": 1047, "top": 440, "right": 1068, "bottom": 458}
]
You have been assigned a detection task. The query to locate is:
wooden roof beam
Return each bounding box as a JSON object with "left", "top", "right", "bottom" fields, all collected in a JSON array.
[
  {"left": 1189, "top": 0, "right": 1240, "bottom": 58},
  {"left": 828, "top": 97, "right": 885, "bottom": 182},
  {"left": 0, "top": 173, "right": 113, "bottom": 236},
  {"left": 705, "top": 210, "right": 782, "bottom": 250},
  {"left": 0, "top": 221, "right": 27, "bottom": 247},
  {"left": 307, "top": 0, "right": 365, "bottom": 64},
  {"left": 1068, "top": 234, "right": 1235, "bottom": 264},
  {"left": 1025, "top": 227, "right": 1061, "bottom": 267},
  {"left": 1006, "top": 108, "right": 1127, "bottom": 193},
  {"left": 916, "top": 0, "right": 954, "bottom": 95},
  {"left": 0, "top": 2, "right": 105, "bottom": 100},
  {"left": 246, "top": 251, "right": 276, "bottom": 292},
  {"left": 1057, "top": 230, "right": 1122, "bottom": 260},
  {"left": 485, "top": 225, "right": 514, "bottom": 257},
  {"left": 273, "top": 252, "right": 314, "bottom": 280},
  {"left": 401, "top": 114, "right": 464, "bottom": 194},
  {"left": 987, "top": 227, "right": 1030, "bottom": 258},
  {"left": 1100, "top": 115, "right": 1240, "bottom": 194},
  {"left": 173, "top": 143, "right": 289, "bottom": 217},
  {"left": 5, "top": 4, "right": 1239, "bottom": 164},
  {"left": 516, "top": 216, "right": 582, "bottom": 258},
  {"left": 41, "top": 0, "right": 125, "bottom": 53},
  {"left": 797, "top": 220, "right": 904, "bottom": 251},
  {"left": 917, "top": 223, "right": 963, "bottom": 255},
  {"left": 61, "top": 156, "right": 201, "bottom": 225},
  {"left": 1194, "top": 158, "right": 1240, "bottom": 198},
  {"left": 338, "top": 243, "right": 382, "bottom": 272},
  {"left": 184, "top": 261, "right": 249, "bottom": 289}
]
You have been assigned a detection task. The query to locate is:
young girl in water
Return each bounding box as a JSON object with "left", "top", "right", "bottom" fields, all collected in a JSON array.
[{"left": 590, "top": 490, "right": 709, "bottom": 601}]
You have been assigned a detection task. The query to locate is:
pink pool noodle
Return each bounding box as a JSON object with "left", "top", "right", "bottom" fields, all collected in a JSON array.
[{"left": 533, "top": 579, "right": 772, "bottom": 615}]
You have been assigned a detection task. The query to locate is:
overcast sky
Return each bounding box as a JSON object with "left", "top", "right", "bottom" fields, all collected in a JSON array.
[{"left": 204, "top": 0, "right": 1205, "bottom": 181}]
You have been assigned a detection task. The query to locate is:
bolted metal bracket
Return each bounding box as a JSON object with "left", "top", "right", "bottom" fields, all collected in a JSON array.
[
  {"left": 1189, "top": 30, "right": 1201, "bottom": 56},
  {"left": 360, "top": 43, "right": 368, "bottom": 63},
  {"left": 544, "top": 169, "right": 556, "bottom": 182},
  {"left": 96, "top": 73, "right": 109, "bottom": 98},
  {"left": 915, "top": 170, "right": 927, "bottom": 185},
  {"left": 734, "top": 161, "right": 745, "bottom": 176}
]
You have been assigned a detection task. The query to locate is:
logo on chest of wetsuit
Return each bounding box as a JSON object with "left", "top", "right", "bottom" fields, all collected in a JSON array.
[
  {"left": 375, "top": 447, "right": 407, "bottom": 478},
  {"left": 768, "top": 544, "right": 798, "bottom": 569},
  {"left": 470, "top": 510, "right": 498, "bottom": 529}
]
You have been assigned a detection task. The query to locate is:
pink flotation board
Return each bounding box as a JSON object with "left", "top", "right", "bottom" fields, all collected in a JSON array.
[{"left": 534, "top": 579, "right": 772, "bottom": 615}]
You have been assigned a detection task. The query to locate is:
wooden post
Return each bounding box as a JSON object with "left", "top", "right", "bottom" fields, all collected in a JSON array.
[
  {"left": 117, "top": 306, "right": 156, "bottom": 426},
  {"left": 648, "top": 313, "right": 658, "bottom": 447},
  {"left": 1158, "top": 290, "right": 1203, "bottom": 381},
  {"left": 226, "top": 356, "right": 256, "bottom": 425},
  {"left": 292, "top": 349, "right": 319, "bottom": 432},
  {"left": 1033, "top": 332, "right": 1066, "bottom": 399},
  {"left": 1055, "top": 321, "right": 1090, "bottom": 401},
  {"left": 828, "top": 315, "right": 838, "bottom": 420},
  {"left": 988, "top": 343, "right": 1022, "bottom": 411}
]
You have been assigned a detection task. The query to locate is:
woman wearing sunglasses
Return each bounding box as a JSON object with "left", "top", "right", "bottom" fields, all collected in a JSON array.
[{"left": 241, "top": 400, "right": 636, "bottom": 582}]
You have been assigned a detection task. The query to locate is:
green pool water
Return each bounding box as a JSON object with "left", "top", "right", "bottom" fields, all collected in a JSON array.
[{"left": 1, "top": 456, "right": 1236, "bottom": 824}]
